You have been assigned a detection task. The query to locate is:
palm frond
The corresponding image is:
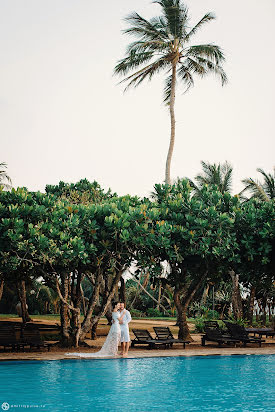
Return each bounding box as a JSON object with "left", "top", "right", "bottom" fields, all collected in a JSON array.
[
  {"left": 257, "top": 168, "right": 275, "bottom": 199},
  {"left": 126, "top": 40, "right": 170, "bottom": 55},
  {"left": 241, "top": 178, "right": 270, "bottom": 202},
  {"left": 185, "top": 57, "right": 207, "bottom": 77},
  {"left": 221, "top": 161, "right": 233, "bottom": 193},
  {"left": 196, "top": 57, "right": 228, "bottom": 85},
  {"left": 186, "top": 44, "right": 226, "bottom": 65},
  {"left": 124, "top": 12, "right": 168, "bottom": 41},
  {"left": 194, "top": 161, "right": 232, "bottom": 193},
  {"left": 119, "top": 57, "right": 169, "bottom": 91},
  {"left": 114, "top": 51, "right": 155, "bottom": 76},
  {"left": 185, "top": 13, "right": 216, "bottom": 42},
  {"left": 200, "top": 161, "right": 217, "bottom": 180},
  {"left": 177, "top": 64, "right": 194, "bottom": 92},
  {"left": 154, "top": 0, "right": 189, "bottom": 39},
  {"left": 0, "top": 162, "right": 12, "bottom": 188},
  {"left": 195, "top": 175, "right": 209, "bottom": 186}
]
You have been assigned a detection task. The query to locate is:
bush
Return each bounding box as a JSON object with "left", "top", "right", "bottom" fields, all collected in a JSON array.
[
  {"left": 194, "top": 317, "right": 205, "bottom": 333},
  {"left": 194, "top": 311, "right": 224, "bottom": 333},
  {"left": 147, "top": 308, "right": 163, "bottom": 318},
  {"left": 226, "top": 316, "right": 248, "bottom": 327},
  {"left": 131, "top": 309, "right": 145, "bottom": 318},
  {"left": 203, "top": 309, "right": 220, "bottom": 320}
]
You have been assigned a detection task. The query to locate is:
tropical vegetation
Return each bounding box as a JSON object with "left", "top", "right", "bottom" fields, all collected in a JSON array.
[{"left": 0, "top": 165, "right": 274, "bottom": 347}]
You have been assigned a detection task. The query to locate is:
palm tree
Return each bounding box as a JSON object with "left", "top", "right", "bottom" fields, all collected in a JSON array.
[
  {"left": 240, "top": 168, "right": 275, "bottom": 201},
  {"left": 0, "top": 162, "right": 12, "bottom": 189},
  {"left": 188, "top": 160, "right": 233, "bottom": 194},
  {"left": 114, "top": 0, "right": 227, "bottom": 184}
]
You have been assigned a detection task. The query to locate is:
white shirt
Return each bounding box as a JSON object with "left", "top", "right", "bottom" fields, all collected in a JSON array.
[{"left": 119, "top": 309, "right": 132, "bottom": 325}]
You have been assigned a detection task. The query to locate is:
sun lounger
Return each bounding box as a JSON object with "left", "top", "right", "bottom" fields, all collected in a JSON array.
[
  {"left": 203, "top": 321, "right": 220, "bottom": 330},
  {"left": 131, "top": 329, "right": 171, "bottom": 349},
  {"left": 245, "top": 327, "right": 275, "bottom": 338},
  {"left": 201, "top": 327, "right": 240, "bottom": 347},
  {"left": 0, "top": 324, "right": 28, "bottom": 351},
  {"left": 21, "top": 324, "right": 56, "bottom": 352},
  {"left": 224, "top": 322, "right": 265, "bottom": 347},
  {"left": 153, "top": 327, "right": 190, "bottom": 349}
]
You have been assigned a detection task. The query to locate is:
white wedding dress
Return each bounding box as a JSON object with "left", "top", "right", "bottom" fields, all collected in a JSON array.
[{"left": 65, "top": 311, "right": 121, "bottom": 358}]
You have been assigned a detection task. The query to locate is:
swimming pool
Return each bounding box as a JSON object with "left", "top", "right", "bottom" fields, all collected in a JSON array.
[{"left": 0, "top": 355, "right": 274, "bottom": 411}]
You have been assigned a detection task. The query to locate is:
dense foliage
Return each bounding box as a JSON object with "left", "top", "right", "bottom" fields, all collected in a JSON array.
[{"left": 0, "top": 178, "right": 274, "bottom": 345}]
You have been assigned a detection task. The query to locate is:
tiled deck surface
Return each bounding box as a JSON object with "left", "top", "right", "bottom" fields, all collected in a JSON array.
[{"left": 1, "top": 344, "right": 274, "bottom": 361}]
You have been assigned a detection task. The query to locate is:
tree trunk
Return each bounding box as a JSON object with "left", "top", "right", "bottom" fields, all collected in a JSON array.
[
  {"left": 174, "top": 290, "right": 192, "bottom": 341},
  {"left": 0, "top": 277, "right": 4, "bottom": 301},
  {"left": 79, "top": 270, "right": 123, "bottom": 344},
  {"left": 130, "top": 272, "right": 149, "bottom": 309},
  {"left": 119, "top": 277, "right": 126, "bottom": 303},
  {"left": 201, "top": 283, "right": 210, "bottom": 305},
  {"left": 16, "top": 280, "right": 32, "bottom": 324},
  {"left": 229, "top": 270, "right": 243, "bottom": 320},
  {"left": 156, "top": 284, "right": 162, "bottom": 311},
  {"left": 105, "top": 305, "right": 113, "bottom": 325},
  {"left": 91, "top": 320, "right": 99, "bottom": 340},
  {"left": 90, "top": 270, "right": 123, "bottom": 328},
  {"left": 247, "top": 285, "right": 256, "bottom": 325},
  {"left": 59, "top": 273, "right": 71, "bottom": 346},
  {"left": 165, "top": 63, "right": 177, "bottom": 185},
  {"left": 80, "top": 283, "right": 86, "bottom": 316},
  {"left": 78, "top": 273, "right": 102, "bottom": 342},
  {"left": 261, "top": 296, "right": 267, "bottom": 326},
  {"left": 268, "top": 302, "right": 272, "bottom": 324},
  {"left": 131, "top": 277, "right": 169, "bottom": 314},
  {"left": 70, "top": 272, "right": 84, "bottom": 346},
  {"left": 174, "top": 274, "right": 207, "bottom": 341}
]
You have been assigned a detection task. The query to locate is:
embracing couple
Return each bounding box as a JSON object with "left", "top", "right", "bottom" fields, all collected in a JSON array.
[
  {"left": 66, "top": 301, "right": 132, "bottom": 358},
  {"left": 110, "top": 301, "right": 132, "bottom": 357}
]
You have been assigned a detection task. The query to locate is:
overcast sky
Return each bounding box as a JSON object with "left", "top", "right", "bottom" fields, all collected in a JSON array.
[{"left": 1, "top": 0, "right": 274, "bottom": 197}]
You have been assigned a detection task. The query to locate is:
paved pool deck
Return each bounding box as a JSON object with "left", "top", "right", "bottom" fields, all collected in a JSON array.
[{"left": 1, "top": 344, "right": 275, "bottom": 361}]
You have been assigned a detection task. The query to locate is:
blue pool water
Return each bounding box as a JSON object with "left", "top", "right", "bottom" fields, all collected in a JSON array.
[{"left": 0, "top": 355, "right": 274, "bottom": 412}]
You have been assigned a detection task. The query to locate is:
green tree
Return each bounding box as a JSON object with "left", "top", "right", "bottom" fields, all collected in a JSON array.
[
  {"left": 233, "top": 199, "right": 275, "bottom": 325},
  {"left": 241, "top": 168, "right": 275, "bottom": 201},
  {"left": 45, "top": 178, "right": 114, "bottom": 205},
  {"left": 150, "top": 180, "right": 239, "bottom": 340},
  {"left": 0, "top": 186, "right": 161, "bottom": 347},
  {"left": 186, "top": 160, "right": 245, "bottom": 319},
  {"left": 114, "top": 0, "right": 227, "bottom": 184}
]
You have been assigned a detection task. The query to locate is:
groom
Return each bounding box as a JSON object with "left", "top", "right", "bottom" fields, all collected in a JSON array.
[{"left": 119, "top": 302, "right": 132, "bottom": 357}]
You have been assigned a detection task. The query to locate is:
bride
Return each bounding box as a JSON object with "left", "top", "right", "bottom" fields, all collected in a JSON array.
[{"left": 65, "top": 302, "right": 125, "bottom": 358}]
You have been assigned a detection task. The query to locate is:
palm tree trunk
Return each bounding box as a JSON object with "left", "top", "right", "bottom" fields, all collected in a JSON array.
[{"left": 165, "top": 64, "right": 177, "bottom": 185}]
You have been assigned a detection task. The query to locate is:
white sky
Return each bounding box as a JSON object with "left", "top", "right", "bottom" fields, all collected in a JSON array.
[{"left": 1, "top": 0, "right": 274, "bottom": 196}]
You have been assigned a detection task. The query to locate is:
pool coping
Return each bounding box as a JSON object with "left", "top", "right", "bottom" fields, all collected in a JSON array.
[{"left": 1, "top": 346, "right": 275, "bottom": 362}]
